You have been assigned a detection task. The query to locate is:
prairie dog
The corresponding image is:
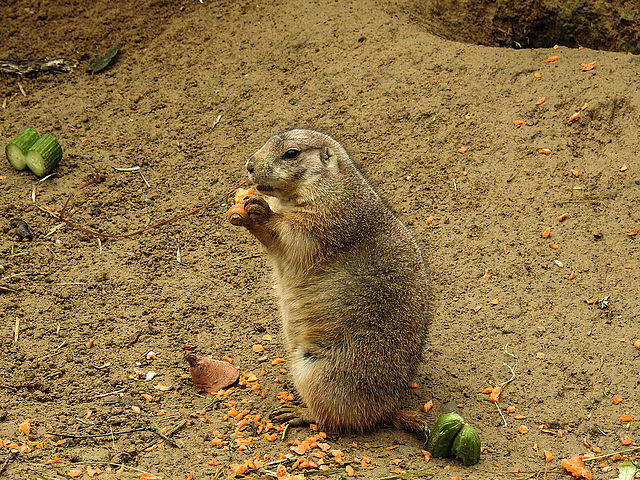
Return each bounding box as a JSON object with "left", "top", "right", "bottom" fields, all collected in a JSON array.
[{"left": 231, "top": 129, "right": 429, "bottom": 434}]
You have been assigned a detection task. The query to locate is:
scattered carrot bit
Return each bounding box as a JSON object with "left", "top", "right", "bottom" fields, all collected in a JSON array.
[
  {"left": 482, "top": 387, "right": 494, "bottom": 394},
  {"left": 627, "top": 227, "right": 638, "bottom": 236},
  {"left": 613, "top": 396, "right": 623, "bottom": 404},
  {"left": 214, "top": 232, "right": 222, "bottom": 238},
  {"left": 87, "top": 338, "right": 95, "bottom": 348},
  {"left": 392, "top": 459, "right": 402, "bottom": 465},
  {"left": 621, "top": 436, "right": 632, "bottom": 445},
  {"left": 544, "top": 450, "right": 553, "bottom": 462},
  {"left": 408, "top": 381, "right": 419, "bottom": 388},
  {"left": 581, "top": 103, "right": 588, "bottom": 111},
  {"left": 553, "top": 45, "right": 559, "bottom": 50},
  {"left": 634, "top": 340, "right": 640, "bottom": 349},
  {"left": 18, "top": 419, "right": 31, "bottom": 436},
  {"left": 234, "top": 187, "right": 255, "bottom": 205},
  {"left": 536, "top": 97, "right": 546, "bottom": 105},
  {"left": 422, "top": 400, "right": 433, "bottom": 413},
  {"left": 545, "top": 55, "right": 559, "bottom": 62},
  {"left": 142, "top": 394, "right": 153, "bottom": 402},
  {"left": 452, "top": 476, "right": 461, "bottom": 480},
  {"left": 542, "top": 227, "right": 551, "bottom": 238},
  {"left": 513, "top": 120, "right": 525, "bottom": 126},
  {"left": 272, "top": 358, "right": 285, "bottom": 365},
  {"left": 620, "top": 414, "right": 633, "bottom": 422},
  {"left": 612, "top": 454, "right": 623, "bottom": 461},
  {"left": 131, "top": 406, "right": 141, "bottom": 414},
  {"left": 591, "top": 446, "right": 601, "bottom": 454},
  {"left": 222, "top": 355, "right": 233, "bottom": 364},
  {"left": 561, "top": 453, "right": 592, "bottom": 480},
  {"left": 549, "top": 243, "right": 558, "bottom": 249},
  {"left": 361, "top": 456, "right": 371, "bottom": 467},
  {"left": 506, "top": 406, "right": 516, "bottom": 413},
  {"left": 209, "top": 458, "right": 221, "bottom": 466},
  {"left": 514, "top": 415, "right": 526, "bottom": 420},
  {"left": 252, "top": 344, "right": 265, "bottom": 352},
  {"left": 345, "top": 465, "right": 355, "bottom": 477},
  {"left": 85, "top": 409, "right": 92, "bottom": 419},
  {"left": 229, "top": 464, "right": 249, "bottom": 475},
  {"left": 425, "top": 216, "right": 434, "bottom": 225},
  {"left": 519, "top": 425, "right": 528, "bottom": 434},
  {"left": 568, "top": 112, "right": 581, "bottom": 124},
  {"left": 534, "top": 72, "right": 541, "bottom": 78},
  {"left": 536, "top": 352, "right": 545, "bottom": 359},
  {"left": 581, "top": 62, "right": 595, "bottom": 71},
  {"left": 558, "top": 213, "right": 568, "bottom": 222},
  {"left": 458, "top": 146, "right": 467, "bottom": 154},
  {"left": 586, "top": 297, "right": 599, "bottom": 305},
  {"left": 44, "top": 457, "right": 61, "bottom": 465},
  {"left": 421, "top": 450, "right": 432, "bottom": 462},
  {"left": 571, "top": 169, "right": 579, "bottom": 177},
  {"left": 489, "top": 386, "right": 502, "bottom": 403},
  {"left": 620, "top": 164, "right": 628, "bottom": 172},
  {"left": 539, "top": 148, "right": 551, "bottom": 154},
  {"left": 474, "top": 306, "right": 483, "bottom": 313},
  {"left": 68, "top": 470, "right": 83, "bottom": 478}
]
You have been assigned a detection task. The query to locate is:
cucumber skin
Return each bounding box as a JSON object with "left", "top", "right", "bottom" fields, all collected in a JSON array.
[
  {"left": 425, "top": 413, "right": 465, "bottom": 457},
  {"left": 451, "top": 424, "right": 481, "bottom": 466},
  {"left": 25, "top": 134, "right": 62, "bottom": 177},
  {"left": 5, "top": 127, "right": 40, "bottom": 170}
]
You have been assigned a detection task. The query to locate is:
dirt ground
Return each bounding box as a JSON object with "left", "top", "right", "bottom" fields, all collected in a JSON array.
[{"left": 1, "top": 0, "right": 639, "bottom": 479}]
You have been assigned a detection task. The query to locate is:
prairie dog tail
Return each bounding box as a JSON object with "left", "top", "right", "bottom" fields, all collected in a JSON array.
[{"left": 389, "top": 410, "right": 430, "bottom": 438}]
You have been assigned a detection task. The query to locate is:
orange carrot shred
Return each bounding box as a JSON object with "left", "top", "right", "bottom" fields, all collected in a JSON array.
[
  {"left": 620, "top": 414, "right": 633, "bottom": 422},
  {"left": 489, "top": 386, "right": 502, "bottom": 403},
  {"left": 560, "top": 453, "right": 592, "bottom": 480},
  {"left": 544, "top": 450, "right": 553, "bottom": 462}
]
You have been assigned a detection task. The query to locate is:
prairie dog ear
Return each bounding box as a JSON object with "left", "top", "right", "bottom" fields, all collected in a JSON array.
[{"left": 320, "top": 147, "right": 332, "bottom": 165}]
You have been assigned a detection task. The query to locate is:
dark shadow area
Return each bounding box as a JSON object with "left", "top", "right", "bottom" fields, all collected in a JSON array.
[{"left": 402, "top": 0, "right": 639, "bottom": 53}]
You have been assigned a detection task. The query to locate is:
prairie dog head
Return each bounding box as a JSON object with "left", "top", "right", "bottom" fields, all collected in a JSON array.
[{"left": 245, "top": 129, "right": 345, "bottom": 208}]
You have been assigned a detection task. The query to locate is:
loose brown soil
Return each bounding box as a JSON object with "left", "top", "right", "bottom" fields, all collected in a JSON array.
[{"left": 1, "top": 1, "right": 639, "bottom": 479}]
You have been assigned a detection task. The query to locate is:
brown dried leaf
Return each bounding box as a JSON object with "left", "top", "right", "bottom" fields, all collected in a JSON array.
[{"left": 185, "top": 353, "right": 239, "bottom": 393}]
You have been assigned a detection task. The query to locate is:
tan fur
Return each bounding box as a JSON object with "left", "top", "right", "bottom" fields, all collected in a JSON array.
[{"left": 235, "top": 129, "right": 430, "bottom": 434}]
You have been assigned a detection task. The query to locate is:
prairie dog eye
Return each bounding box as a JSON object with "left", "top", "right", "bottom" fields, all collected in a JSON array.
[{"left": 282, "top": 149, "right": 300, "bottom": 159}]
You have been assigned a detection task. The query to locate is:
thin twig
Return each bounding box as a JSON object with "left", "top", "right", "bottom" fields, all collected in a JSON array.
[
  {"left": 95, "top": 387, "right": 126, "bottom": 398},
  {"left": 0, "top": 450, "right": 17, "bottom": 475},
  {"left": 57, "top": 179, "right": 249, "bottom": 239},
  {"left": 495, "top": 402, "right": 507, "bottom": 428},
  {"left": 379, "top": 468, "right": 435, "bottom": 480},
  {"left": 49, "top": 427, "right": 170, "bottom": 443},
  {"left": 499, "top": 343, "right": 518, "bottom": 388}
]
